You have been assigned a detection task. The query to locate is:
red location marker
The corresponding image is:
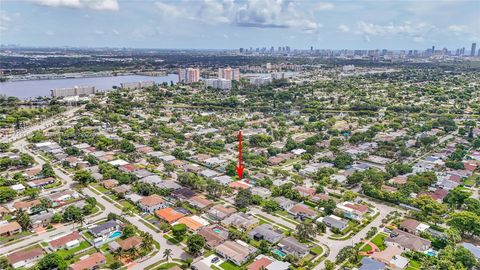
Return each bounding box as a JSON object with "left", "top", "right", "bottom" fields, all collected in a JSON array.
[{"left": 235, "top": 130, "right": 244, "bottom": 179}]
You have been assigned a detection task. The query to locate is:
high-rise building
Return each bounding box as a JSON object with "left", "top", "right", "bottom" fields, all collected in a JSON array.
[
  {"left": 471, "top": 43, "right": 477, "bottom": 56},
  {"left": 218, "top": 67, "right": 240, "bottom": 81},
  {"left": 178, "top": 68, "right": 199, "bottom": 84},
  {"left": 431, "top": 45, "right": 435, "bottom": 55}
]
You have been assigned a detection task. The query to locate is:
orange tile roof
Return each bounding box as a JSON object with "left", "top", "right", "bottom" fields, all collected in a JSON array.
[
  {"left": 118, "top": 236, "right": 142, "bottom": 250},
  {"left": 248, "top": 257, "right": 272, "bottom": 270},
  {"left": 229, "top": 181, "right": 250, "bottom": 190},
  {"left": 176, "top": 216, "right": 204, "bottom": 231},
  {"left": 139, "top": 194, "right": 165, "bottom": 207},
  {"left": 70, "top": 252, "right": 105, "bottom": 270},
  {"left": 49, "top": 232, "right": 80, "bottom": 248},
  {"left": 155, "top": 207, "right": 185, "bottom": 223}
]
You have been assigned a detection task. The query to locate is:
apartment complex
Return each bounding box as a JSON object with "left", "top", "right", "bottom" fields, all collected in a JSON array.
[
  {"left": 218, "top": 67, "right": 240, "bottom": 81},
  {"left": 51, "top": 86, "right": 96, "bottom": 98},
  {"left": 178, "top": 68, "right": 200, "bottom": 83}
]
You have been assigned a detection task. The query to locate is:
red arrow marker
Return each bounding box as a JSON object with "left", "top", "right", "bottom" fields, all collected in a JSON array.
[{"left": 235, "top": 130, "right": 244, "bottom": 179}]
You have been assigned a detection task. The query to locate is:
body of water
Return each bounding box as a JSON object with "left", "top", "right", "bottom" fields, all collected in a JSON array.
[{"left": 0, "top": 74, "right": 178, "bottom": 99}]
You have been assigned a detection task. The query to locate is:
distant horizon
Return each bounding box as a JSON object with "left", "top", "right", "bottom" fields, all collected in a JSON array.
[
  {"left": 1, "top": 0, "right": 478, "bottom": 50},
  {"left": 0, "top": 44, "right": 477, "bottom": 52}
]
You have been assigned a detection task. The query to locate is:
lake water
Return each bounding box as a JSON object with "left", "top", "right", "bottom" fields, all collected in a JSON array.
[{"left": 0, "top": 74, "right": 178, "bottom": 99}]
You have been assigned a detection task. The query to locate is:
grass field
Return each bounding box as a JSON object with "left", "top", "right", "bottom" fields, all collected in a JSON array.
[
  {"left": 220, "top": 261, "right": 241, "bottom": 270},
  {"left": 56, "top": 241, "right": 91, "bottom": 258}
]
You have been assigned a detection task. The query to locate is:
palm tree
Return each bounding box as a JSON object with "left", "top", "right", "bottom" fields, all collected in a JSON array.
[
  {"left": 128, "top": 247, "right": 139, "bottom": 259},
  {"left": 296, "top": 221, "right": 317, "bottom": 241},
  {"left": 112, "top": 248, "right": 123, "bottom": 260},
  {"left": 163, "top": 249, "right": 173, "bottom": 261},
  {"left": 140, "top": 232, "right": 154, "bottom": 252}
]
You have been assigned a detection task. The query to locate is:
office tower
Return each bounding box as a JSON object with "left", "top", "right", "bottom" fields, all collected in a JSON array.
[
  {"left": 471, "top": 43, "right": 477, "bottom": 56},
  {"left": 218, "top": 67, "right": 240, "bottom": 81},
  {"left": 178, "top": 68, "right": 199, "bottom": 84},
  {"left": 431, "top": 45, "right": 435, "bottom": 55},
  {"left": 310, "top": 46, "right": 313, "bottom": 51},
  {"left": 239, "top": 48, "right": 244, "bottom": 53}
]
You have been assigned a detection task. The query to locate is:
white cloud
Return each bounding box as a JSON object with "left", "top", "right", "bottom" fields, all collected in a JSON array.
[
  {"left": 155, "top": 2, "right": 190, "bottom": 20},
  {"left": 45, "top": 30, "right": 54, "bottom": 35},
  {"left": 34, "top": 0, "right": 118, "bottom": 11},
  {"left": 317, "top": 2, "right": 334, "bottom": 11},
  {"left": 112, "top": 29, "right": 120, "bottom": 35},
  {"left": 447, "top": 24, "right": 467, "bottom": 33},
  {"left": 234, "top": 0, "right": 320, "bottom": 32},
  {"left": 0, "top": 13, "right": 12, "bottom": 31},
  {"left": 338, "top": 24, "right": 350, "bottom": 33}
]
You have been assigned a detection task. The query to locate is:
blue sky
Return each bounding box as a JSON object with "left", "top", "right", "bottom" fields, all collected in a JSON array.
[{"left": 0, "top": 0, "right": 479, "bottom": 50}]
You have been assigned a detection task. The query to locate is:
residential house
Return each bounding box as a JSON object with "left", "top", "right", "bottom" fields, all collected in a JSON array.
[
  {"left": 69, "top": 252, "right": 106, "bottom": 270},
  {"left": 102, "top": 179, "right": 119, "bottom": 189},
  {"left": 49, "top": 232, "right": 82, "bottom": 251},
  {"left": 248, "top": 224, "right": 283, "bottom": 243},
  {"left": 371, "top": 246, "right": 409, "bottom": 270},
  {"left": 198, "top": 225, "right": 229, "bottom": 248},
  {"left": 0, "top": 221, "right": 22, "bottom": 237},
  {"left": 13, "top": 199, "right": 41, "bottom": 214},
  {"left": 155, "top": 207, "right": 185, "bottom": 224},
  {"left": 213, "top": 175, "right": 233, "bottom": 185},
  {"left": 172, "top": 187, "right": 196, "bottom": 201},
  {"left": 251, "top": 186, "right": 272, "bottom": 197},
  {"left": 31, "top": 211, "right": 53, "bottom": 228},
  {"left": 89, "top": 220, "right": 120, "bottom": 238},
  {"left": 278, "top": 237, "right": 310, "bottom": 258},
  {"left": 176, "top": 215, "right": 210, "bottom": 231},
  {"left": 222, "top": 213, "right": 259, "bottom": 231},
  {"left": 189, "top": 196, "right": 213, "bottom": 210},
  {"left": 359, "top": 257, "right": 386, "bottom": 270},
  {"left": 207, "top": 205, "right": 237, "bottom": 221},
  {"left": 215, "top": 240, "right": 258, "bottom": 266},
  {"left": 112, "top": 184, "right": 131, "bottom": 195},
  {"left": 112, "top": 236, "right": 143, "bottom": 251},
  {"left": 7, "top": 248, "right": 43, "bottom": 269},
  {"left": 247, "top": 255, "right": 291, "bottom": 270},
  {"left": 385, "top": 229, "right": 431, "bottom": 252},
  {"left": 138, "top": 194, "right": 168, "bottom": 212},
  {"left": 336, "top": 202, "right": 369, "bottom": 221},
  {"left": 295, "top": 186, "right": 315, "bottom": 197},
  {"left": 288, "top": 203, "right": 317, "bottom": 219},
  {"left": 321, "top": 215, "right": 349, "bottom": 231},
  {"left": 26, "top": 177, "right": 55, "bottom": 188},
  {"left": 274, "top": 196, "right": 295, "bottom": 211}
]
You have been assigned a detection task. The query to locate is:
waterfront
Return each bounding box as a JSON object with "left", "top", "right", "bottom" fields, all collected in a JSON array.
[{"left": 0, "top": 74, "right": 178, "bottom": 99}]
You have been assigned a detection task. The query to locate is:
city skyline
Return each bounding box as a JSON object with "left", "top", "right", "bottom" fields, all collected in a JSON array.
[{"left": 0, "top": 0, "right": 479, "bottom": 49}]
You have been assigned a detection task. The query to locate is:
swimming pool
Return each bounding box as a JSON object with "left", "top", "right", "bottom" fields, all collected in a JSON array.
[
  {"left": 425, "top": 249, "right": 437, "bottom": 257},
  {"left": 213, "top": 228, "right": 222, "bottom": 234},
  {"left": 109, "top": 231, "right": 122, "bottom": 239},
  {"left": 273, "top": 249, "right": 286, "bottom": 258}
]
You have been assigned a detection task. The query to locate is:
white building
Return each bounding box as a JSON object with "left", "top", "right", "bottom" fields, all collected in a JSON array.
[
  {"left": 204, "top": 78, "right": 232, "bottom": 90},
  {"left": 51, "top": 86, "right": 95, "bottom": 98}
]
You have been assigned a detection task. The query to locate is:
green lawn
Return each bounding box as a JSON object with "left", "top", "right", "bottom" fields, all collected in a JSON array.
[
  {"left": 220, "top": 261, "right": 241, "bottom": 270},
  {"left": 56, "top": 241, "right": 91, "bottom": 258},
  {"left": 409, "top": 259, "right": 421, "bottom": 269},
  {"left": 310, "top": 245, "right": 323, "bottom": 255},
  {"left": 360, "top": 244, "right": 372, "bottom": 252},
  {"left": 155, "top": 262, "right": 181, "bottom": 269},
  {"left": 370, "top": 233, "right": 387, "bottom": 250}
]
